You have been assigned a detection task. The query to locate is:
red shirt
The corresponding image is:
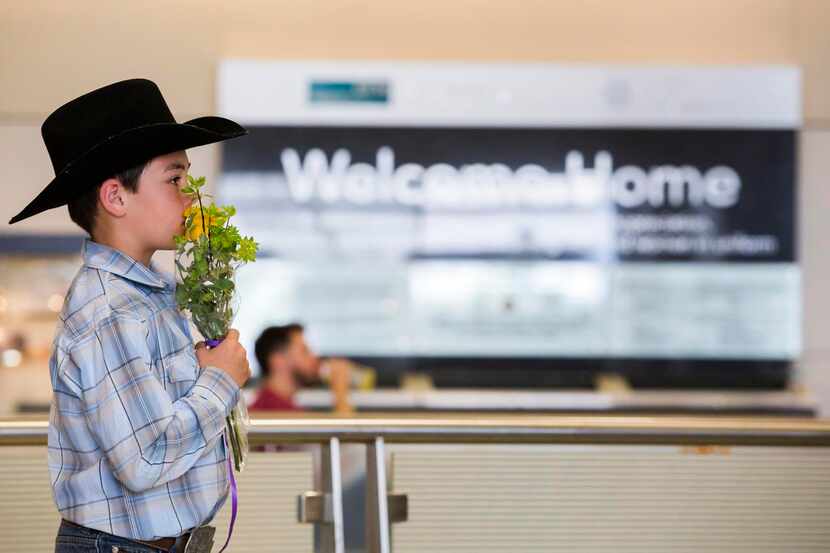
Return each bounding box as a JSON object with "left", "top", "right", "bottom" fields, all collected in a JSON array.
[{"left": 248, "top": 388, "right": 302, "bottom": 412}]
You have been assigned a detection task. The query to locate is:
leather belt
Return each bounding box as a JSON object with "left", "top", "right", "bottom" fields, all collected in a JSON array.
[
  {"left": 61, "top": 519, "right": 201, "bottom": 553},
  {"left": 141, "top": 525, "right": 216, "bottom": 552},
  {"left": 135, "top": 533, "right": 189, "bottom": 552}
]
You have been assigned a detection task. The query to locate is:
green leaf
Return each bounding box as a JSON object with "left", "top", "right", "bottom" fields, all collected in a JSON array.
[{"left": 216, "top": 277, "right": 234, "bottom": 291}]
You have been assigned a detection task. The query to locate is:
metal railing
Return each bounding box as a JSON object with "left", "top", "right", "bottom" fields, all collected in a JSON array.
[
  {"left": 3, "top": 414, "right": 830, "bottom": 553},
  {"left": 7, "top": 414, "right": 829, "bottom": 446}
]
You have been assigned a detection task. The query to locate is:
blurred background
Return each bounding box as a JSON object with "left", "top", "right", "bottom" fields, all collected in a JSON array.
[{"left": 0, "top": 0, "right": 829, "bottom": 417}]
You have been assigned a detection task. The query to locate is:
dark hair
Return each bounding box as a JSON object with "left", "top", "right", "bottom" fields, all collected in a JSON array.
[
  {"left": 67, "top": 162, "right": 148, "bottom": 236},
  {"left": 254, "top": 323, "right": 304, "bottom": 378}
]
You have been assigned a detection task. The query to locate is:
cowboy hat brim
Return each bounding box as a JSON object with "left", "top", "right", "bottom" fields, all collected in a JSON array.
[{"left": 9, "top": 116, "right": 247, "bottom": 224}]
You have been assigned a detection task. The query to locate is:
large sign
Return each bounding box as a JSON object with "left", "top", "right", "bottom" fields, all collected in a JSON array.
[
  {"left": 218, "top": 62, "right": 800, "bottom": 370},
  {"left": 222, "top": 126, "right": 798, "bottom": 361}
]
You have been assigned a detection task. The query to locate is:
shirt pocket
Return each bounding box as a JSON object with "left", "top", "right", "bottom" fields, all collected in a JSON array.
[{"left": 160, "top": 347, "right": 199, "bottom": 392}]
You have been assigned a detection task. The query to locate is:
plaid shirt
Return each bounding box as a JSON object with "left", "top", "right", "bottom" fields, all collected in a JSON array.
[{"left": 48, "top": 240, "right": 240, "bottom": 540}]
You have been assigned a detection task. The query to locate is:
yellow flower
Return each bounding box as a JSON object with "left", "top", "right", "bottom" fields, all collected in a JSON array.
[
  {"left": 183, "top": 206, "right": 223, "bottom": 242},
  {"left": 186, "top": 224, "right": 204, "bottom": 242},
  {"left": 183, "top": 207, "right": 205, "bottom": 241}
]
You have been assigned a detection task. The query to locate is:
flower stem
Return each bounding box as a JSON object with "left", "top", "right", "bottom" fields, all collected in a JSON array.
[{"left": 196, "top": 188, "right": 213, "bottom": 266}]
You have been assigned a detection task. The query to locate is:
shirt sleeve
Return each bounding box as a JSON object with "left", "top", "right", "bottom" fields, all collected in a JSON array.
[{"left": 60, "top": 313, "right": 240, "bottom": 492}]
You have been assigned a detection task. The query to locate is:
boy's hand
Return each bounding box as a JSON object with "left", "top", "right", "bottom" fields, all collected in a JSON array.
[{"left": 195, "top": 329, "right": 251, "bottom": 387}]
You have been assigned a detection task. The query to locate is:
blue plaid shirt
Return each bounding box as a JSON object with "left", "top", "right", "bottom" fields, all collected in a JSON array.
[{"left": 48, "top": 240, "right": 240, "bottom": 540}]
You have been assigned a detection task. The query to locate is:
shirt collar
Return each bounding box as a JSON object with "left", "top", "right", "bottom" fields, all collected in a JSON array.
[{"left": 82, "top": 239, "right": 170, "bottom": 290}]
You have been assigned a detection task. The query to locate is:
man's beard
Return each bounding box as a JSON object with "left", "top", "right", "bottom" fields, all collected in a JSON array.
[{"left": 294, "top": 370, "right": 320, "bottom": 388}]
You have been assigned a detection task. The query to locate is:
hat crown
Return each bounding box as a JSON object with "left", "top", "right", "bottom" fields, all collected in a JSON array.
[{"left": 41, "top": 79, "right": 176, "bottom": 175}]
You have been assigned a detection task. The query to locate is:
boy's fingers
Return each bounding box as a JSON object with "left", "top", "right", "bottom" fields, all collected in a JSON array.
[
  {"left": 195, "top": 341, "right": 206, "bottom": 350},
  {"left": 226, "top": 329, "right": 240, "bottom": 341}
]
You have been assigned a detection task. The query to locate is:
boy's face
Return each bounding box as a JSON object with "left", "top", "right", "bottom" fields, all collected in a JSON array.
[{"left": 126, "top": 150, "right": 193, "bottom": 250}]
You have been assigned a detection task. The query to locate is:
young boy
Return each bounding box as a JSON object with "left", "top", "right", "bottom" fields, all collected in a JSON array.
[{"left": 9, "top": 79, "right": 251, "bottom": 553}]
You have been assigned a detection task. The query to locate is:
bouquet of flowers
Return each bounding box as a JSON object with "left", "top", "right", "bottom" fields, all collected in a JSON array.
[{"left": 174, "top": 175, "right": 258, "bottom": 472}]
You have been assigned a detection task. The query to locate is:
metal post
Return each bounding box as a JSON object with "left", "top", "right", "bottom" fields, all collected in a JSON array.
[
  {"left": 366, "top": 437, "right": 391, "bottom": 553},
  {"left": 310, "top": 438, "right": 346, "bottom": 553}
]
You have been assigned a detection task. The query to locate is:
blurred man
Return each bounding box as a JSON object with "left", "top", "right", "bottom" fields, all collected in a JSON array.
[{"left": 249, "top": 323, "right": 353, "bottom": 413}]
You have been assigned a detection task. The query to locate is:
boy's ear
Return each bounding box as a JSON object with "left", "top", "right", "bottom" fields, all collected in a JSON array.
[{"left": 98, "top": 178, "right": 129, "bottom": 218}]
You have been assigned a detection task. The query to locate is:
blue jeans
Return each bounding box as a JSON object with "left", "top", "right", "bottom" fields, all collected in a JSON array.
[{"left": 55, "top": 520, "right": 162, "bottom": 553}]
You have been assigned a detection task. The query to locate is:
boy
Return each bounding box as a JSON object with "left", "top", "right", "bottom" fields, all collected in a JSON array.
[{"left": 9, "top": 79, "right": 251, "bottom": 553}]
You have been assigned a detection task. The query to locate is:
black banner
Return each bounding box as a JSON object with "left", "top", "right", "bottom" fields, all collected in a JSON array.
[
  {"left": 222, "top": 126, "right": 795, "bottom": 263},
  {"left": 221, "top": 126, "right": 799, "bottom": 381}
]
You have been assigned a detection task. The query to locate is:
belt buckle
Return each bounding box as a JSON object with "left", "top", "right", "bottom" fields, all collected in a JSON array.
[{"left": 178, "top": 526, "right": 216, "bottom": 553}]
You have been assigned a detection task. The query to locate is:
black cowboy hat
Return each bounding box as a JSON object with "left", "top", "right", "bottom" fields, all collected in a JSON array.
[{"left": 9, "top": 78, "right": 248, "bottom": 224}]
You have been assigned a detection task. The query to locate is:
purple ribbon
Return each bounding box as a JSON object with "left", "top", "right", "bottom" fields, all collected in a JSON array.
[
  {"left": 217, "top": 434, "right": 238, "bottom": 553},
  {"left": 205, "top": 336, "right": 237, "bottom": 553}
]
